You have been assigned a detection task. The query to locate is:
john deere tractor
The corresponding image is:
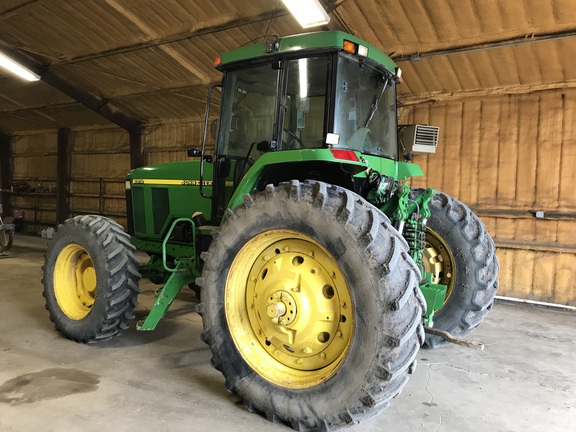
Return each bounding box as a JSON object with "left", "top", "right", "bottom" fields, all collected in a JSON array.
[{"left": 43, "top": 31, "right": 498, "bottom": 430}]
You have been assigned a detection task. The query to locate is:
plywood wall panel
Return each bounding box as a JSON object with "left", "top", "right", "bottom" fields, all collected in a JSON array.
[
  {"left": 12, "top": 133, "right": 58, "bottom": 155},
  {"left": 69, "top": 154, "right": 130, "bottom": 179},
  {"left": 496, "top": 96, "right": 519, "bottom": 207},
  {"left": 459, "top": 100, "right": 482, "bottom": 205},
  {"left": 12, "top": 156, "right": 57, "bottom": 181},
  {"left": 401, "top": 88, "right": 575, "bottom": 305},
  {"left": 71, "top": 129, "right": 129, "bottom": 153},
  {"left": 535, "top": 92, "right": 563, "bottom": 209},
  {"left": 477, "top": 99, "right": 501, "bottom": 207},
  {"left": 514, "top": 94, "right": 539, "bottom": 208},
  {"left": 554, "top": 253, "right": 576, "bottom": 304},
  {"left": 559, "top": 93, "right": 576, "bottom": 211}
]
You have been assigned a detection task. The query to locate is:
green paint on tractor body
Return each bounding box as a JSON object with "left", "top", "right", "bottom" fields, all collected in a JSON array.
[{"left": 125, "top": 30, "right": 446, "bottom": 328}]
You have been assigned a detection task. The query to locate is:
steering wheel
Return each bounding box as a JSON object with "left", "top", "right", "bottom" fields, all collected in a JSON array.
[{"left": 282, "top": 129, "right": 304, "bottom": 149}]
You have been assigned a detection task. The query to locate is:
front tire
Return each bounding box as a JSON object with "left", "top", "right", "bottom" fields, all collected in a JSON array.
[
  {"left": 43, "top": 215, "right": 140, "bottom": 343},
  {"left": 197, "top": 180, "right": 425, "bottom": 430},
  {"left": 415, "top": 190, "right": 499, "bottom": 348}
]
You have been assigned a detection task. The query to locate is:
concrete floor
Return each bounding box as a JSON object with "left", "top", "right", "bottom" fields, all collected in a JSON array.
[{"left": 1, "top": 235, "right": 575, "bottom": 432}]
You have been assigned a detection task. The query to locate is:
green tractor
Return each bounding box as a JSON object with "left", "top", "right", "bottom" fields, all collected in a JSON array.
[{"left": 43, "top": 31, "right": 498, "bottom": 430}]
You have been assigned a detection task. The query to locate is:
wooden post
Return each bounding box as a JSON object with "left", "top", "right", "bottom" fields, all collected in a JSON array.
[
  {"left": 56, "top": 128, "right": 70, "bottom": 224},
  {"left": 0, "top": 133, "right": 11, "bottom": 218},
  {"left": 130, "top": 129, "right": 145, "bottom": 169}
]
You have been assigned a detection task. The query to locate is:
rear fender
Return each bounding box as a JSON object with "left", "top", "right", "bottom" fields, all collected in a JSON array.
[
  {"left": 226, "top": 149, "right": 367, "bottom": 210},
  {"left": 226, "top": 149, "right": 424, "bottom": 211}
]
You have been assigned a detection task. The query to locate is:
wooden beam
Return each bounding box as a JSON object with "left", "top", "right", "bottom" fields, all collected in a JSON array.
[
  {"left": 393, "top": 29, "right": 576, "bottom": 63},
  {"left": 63, "top": 8, "right": 288, "bottom": 66},
  {"left": 56, "top": 128, "right": 70, "bottom": 223},
  {"left": 399, "top": 79, "right": 576, "bottom": 105},
  {"left": 0, "top": 42, "right": 143, "bottom": 133},
  {"left": 0, "top": 132, "right": 11, "bottom": 218}
]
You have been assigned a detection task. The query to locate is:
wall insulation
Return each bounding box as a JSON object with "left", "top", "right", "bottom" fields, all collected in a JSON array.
[
  {"left": 400, "top": 88, "right": 576, "bottom": 306},
  {"left": 7, "top": 90, "right": 574, "bottom": 305},
  {"left": 10, "top": 132, "right": 58, "bottom": 231},
  {"left": 8, "top": 120, "right": 211, "bottom": 233},
  {"left": 69, "top": 128, "right": 131, "bottom": 228}
]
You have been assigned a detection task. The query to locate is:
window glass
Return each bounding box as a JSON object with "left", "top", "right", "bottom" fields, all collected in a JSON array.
[
  {"left": 279, "top": 56, "right": 329, "bottom": 150},
  {"left": 333, "top": 55, "right": 397, "bottom": 159},
  {"left": 218, "top": 64, "right": 279, "bottom": 161}
]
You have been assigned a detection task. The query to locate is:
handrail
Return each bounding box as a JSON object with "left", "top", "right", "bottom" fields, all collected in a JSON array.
[{"left": 161, "top": 217, "right": 196, "bottom": 273}]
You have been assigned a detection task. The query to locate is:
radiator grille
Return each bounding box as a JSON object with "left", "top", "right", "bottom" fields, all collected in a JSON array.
[
  {"left": 152, "top": 188, "right": 170, "bottom": 235},
  {"left": 132, "top": 188, "right": 146, "bottom": 234}
]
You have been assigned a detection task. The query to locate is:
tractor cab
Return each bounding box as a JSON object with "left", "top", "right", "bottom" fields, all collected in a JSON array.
[{"left": 203, "top": 31, "right": 402, "bottom": 220}]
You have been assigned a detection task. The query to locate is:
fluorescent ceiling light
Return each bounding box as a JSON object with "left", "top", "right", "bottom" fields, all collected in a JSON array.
[
  {"left": 0, "top": 52, "right": 40, "bottom": 81},
  {"left": 282, "top": 0, "right": 330, "bottom": 28}
]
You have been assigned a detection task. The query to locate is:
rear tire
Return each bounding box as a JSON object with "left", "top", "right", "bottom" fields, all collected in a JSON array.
[
  {"left": 43, "top": 215, "right": 140, "bottom": 343},
  {"left": 414, "top": 190, "right": 499, "bottom": 348},
  {"left": 198, "top": 180, "right": 425, "bottom": 430}
]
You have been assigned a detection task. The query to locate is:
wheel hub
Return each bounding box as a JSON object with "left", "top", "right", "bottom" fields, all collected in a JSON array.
[
  {"left": 266, "top": 291, "right": 295, "bottom": 325},
  {"left": 54, "top": 244, "right": 96, "bottom": 320},
  {"left": 423, "top": 227, "right": 456, "bottom": 306}
]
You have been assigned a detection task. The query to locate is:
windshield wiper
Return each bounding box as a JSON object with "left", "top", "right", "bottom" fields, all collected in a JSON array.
[{"left": 364, "top": 76, "right": 390, "bottom": 127}]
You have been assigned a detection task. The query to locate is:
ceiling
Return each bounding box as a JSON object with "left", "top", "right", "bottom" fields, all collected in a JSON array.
[{"left": 0, "top": 0, "right": 575, "bottom": 133}]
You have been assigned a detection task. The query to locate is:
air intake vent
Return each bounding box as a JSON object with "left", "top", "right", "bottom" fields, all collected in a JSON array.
[
  {"left": 152, "top": 188, "right": 170, "bottom": 235},
  {"left": 131, "top": 188, "right": 146, "bottom": 234},
  {"left": 399, "top": 124, "right": 439, "bottom": 154}
]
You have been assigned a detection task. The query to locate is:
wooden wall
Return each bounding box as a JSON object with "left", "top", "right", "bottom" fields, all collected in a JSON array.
[
  {"left": 400, "top": 88, "right": 576, "bottom": 306},
  {"left": 7, "top": 120, "right": 210, "bottom": 232},
  {"left": 6, "top": 89, "right": 575, "bottom": 305},
  {"left": 10, "top": 132, "right": 58, "bottom": 230}
]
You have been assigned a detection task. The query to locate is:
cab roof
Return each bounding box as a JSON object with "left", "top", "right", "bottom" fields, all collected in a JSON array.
[{"left": 217, "top": 30, "right": 397, "bottom": 74}]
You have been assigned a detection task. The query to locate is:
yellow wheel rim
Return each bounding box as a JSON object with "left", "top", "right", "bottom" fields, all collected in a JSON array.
[
  {"left": 226, "top": 230, "right": 354, "bottom": 389},
  {"left": 423, "top": 227, "right": 455, "bottom": 306},
  {"left": 54, "top": 244, "right": 97, "bottom": 320}
]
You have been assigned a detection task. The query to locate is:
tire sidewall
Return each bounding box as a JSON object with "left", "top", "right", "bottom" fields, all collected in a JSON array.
[
  {"left": 423, "top": 191, "right": 498, "bottom": 339},
  {"left": 44, "top": 221, "right": 115, "bottom": 340},
  {"left": 425, "top": 210, "right": 476, "bottom": 324},
  {"left": 203, "top": 193, "right": 387, "bottom": 417}
]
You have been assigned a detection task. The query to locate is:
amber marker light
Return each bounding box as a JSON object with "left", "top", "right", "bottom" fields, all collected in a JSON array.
[
  {"left": 343, "top": 40, "right": 356, "bottom": 54},
  {"left": 214, "top": 56, "right": 222, "bottom": 67}
]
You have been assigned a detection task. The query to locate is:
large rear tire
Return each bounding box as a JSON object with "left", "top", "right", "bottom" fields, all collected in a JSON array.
[
  {"left": 43, "top": 215, "right": 140, "bottom": 343},
  {"left": 197, "top": 180, "right": 425, "bottom": 430},
  {"left": 414, "top": 190, "right": 499, "bottom": 348}
]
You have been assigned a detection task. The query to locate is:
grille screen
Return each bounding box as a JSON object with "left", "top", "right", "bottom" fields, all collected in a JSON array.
[
  {"left": 132, "top": 188, "right": 146, "bottom": 233},
  {"left": 152, "top": 188, "right": 170, "bottom": 235}
]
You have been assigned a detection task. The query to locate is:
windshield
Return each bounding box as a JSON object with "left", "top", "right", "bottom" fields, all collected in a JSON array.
[{"left": 333, "top": 54, "right": 397, "bottom": 159}]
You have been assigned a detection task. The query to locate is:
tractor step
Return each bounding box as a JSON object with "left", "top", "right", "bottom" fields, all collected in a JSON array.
[{"left": 423, "top": 327, "right": 485, "bottom": 350}]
